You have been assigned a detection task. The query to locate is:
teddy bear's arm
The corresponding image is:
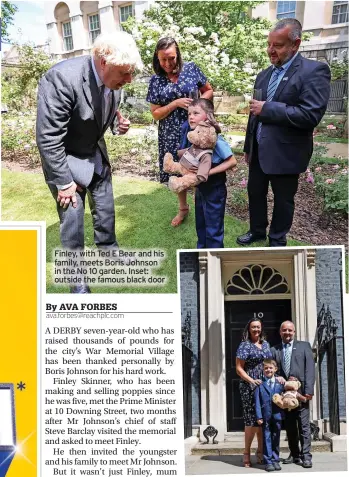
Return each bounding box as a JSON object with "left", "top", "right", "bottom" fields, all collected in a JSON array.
[
  {"left": 177, "top": 148, "right": 189, "bottom": 159},
  {"left": 196, "top": 153, "right": 212, "bottom": 182}
]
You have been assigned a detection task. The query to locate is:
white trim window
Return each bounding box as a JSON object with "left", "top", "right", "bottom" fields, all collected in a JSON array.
[
  {"left": 62, "top": 21, "right": 74, "bottom": 51},
  {"left": 88, "top": 13, "right": 101, "bottom": 44},
  {"left": 276, "top": 1, "right": 296, "bottom": 19},
  {"left": 119, "top": 4, "right": 134, "bottom": 24},
  {"left": 332, "top": 1, "right": 348, "bottom": 24}
]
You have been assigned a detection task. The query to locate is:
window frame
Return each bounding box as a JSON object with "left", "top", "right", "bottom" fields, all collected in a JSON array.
[
  {"left": 88, "top": 13, "right": 101, "bottom": 44},
  {"left": 62, "top": 20, "right": 74, "bottom": 51},
  {"left": 119, "top": 3, "right": 134, "bottom": 24},
  {"left": 332, "top": 1, "right": 348, "bottom": 24},
  {"left": 276, "top": 1, "right": 296, "bottom": 20}
]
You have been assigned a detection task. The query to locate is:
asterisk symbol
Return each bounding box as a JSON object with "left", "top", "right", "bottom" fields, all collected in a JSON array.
[{"left": 17, "top": 381, "right": 26, "bottom": 391}]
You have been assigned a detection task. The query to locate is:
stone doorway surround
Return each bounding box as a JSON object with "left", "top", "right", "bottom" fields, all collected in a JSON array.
[{"left": 198, "top": 248, "right": 319, "bottom": 442}]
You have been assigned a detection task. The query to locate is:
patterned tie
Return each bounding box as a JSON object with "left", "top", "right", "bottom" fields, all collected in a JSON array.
[
  {"left": 104, "top": 90, "right": 112, "bottom": 126},
  {"left": 256, "top": 67, "right": 283, "bottom": 143},
  {"left": 91, "top": 85, "right": 105, "bottom": 176},
  {"left": 100, "top": 84, "right": 105, "bottom": 120},
  {"left": 283, "top": 343, "right": 291, "bottom": 377}
]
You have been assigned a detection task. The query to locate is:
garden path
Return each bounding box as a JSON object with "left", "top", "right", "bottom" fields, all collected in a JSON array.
[
  {"left": 323, "top": 142, "right": 348, "bottom": 157},
  {"left": 128, "top": 128, "right": 347, "bottom": 157}
]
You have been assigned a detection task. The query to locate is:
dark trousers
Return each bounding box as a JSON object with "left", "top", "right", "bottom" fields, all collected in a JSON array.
[
  {"left": 248, "top": 149, "right": 299, "bottom": 245},
  {"left": 263, "top": 418, "right": 282, "bottom": 464},
  {"left": 195, "top": 180, "right": 227, "bottom": 248},
  {"left": 49, "top": 170, "right": 118, "bottom": 250},
  {"left": 284, "top": 403, "right": 312, "bottom": 461}
]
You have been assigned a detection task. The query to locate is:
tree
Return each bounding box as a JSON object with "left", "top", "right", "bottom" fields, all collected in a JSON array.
[
  {"left": 2, "top": 42, "right": 55, "bottom": 110},
  {"left": 147, "top": 1, "right": 266, "bottom": 37},
  {"left": 1, "top": 1, "right": 18, "bottom": 44},
  {"left": 330, "top": 57, "right": 348, "bottom": 81},
  {"left": 123, "top": 1, "right": 271, "bottom": 95}
]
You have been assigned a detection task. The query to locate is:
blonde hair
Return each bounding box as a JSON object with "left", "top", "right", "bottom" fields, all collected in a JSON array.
[{"left": 92, "top": 32, "right": 143, "bottom": 70}]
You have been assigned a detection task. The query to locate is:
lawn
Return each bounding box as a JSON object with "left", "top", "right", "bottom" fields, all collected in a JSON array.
[{"left": 1, "top": 169, "right": 306, "bottom": 294}]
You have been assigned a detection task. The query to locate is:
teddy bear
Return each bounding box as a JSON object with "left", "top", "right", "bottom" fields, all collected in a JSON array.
[
  {"left": 272, "top": 376, "right": 308, "bottom": 411},
  {"left": 163, "top": 121, "right": 217, "bottom": 194}
]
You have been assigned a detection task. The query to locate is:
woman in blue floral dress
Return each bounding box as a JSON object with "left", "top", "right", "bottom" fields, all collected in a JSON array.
[
  {"left": 146, "top": 37, "right": 213, "bottom": 226},
  {"left": 236, "top": 319, "right": 272, "bottom": 467}
]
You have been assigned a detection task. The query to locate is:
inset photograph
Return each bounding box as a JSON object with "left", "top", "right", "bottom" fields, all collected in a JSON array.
[
  {"left": 179, "top": 247, "right": 347, "bottom": 474},
  {"left": 2, "top": 2, "right": 348, "bottom": 294}
]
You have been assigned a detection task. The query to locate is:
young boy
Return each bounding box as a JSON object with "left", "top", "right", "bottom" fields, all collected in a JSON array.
[
  {"left": 179, "top": 99, "right": 236, "bottom": 248},
  {"left": 254, "top": 359, "right": 285, "bottom": 472}
]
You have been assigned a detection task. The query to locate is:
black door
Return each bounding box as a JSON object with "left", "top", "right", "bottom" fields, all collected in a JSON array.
[{"left": 225, "top": 300, "right": 292, "bottom": 431}]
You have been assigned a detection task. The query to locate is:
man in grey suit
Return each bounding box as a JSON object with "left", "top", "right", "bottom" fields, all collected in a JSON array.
[
  {"left": 271, "top": 321, "right": 315, "bottom": 469},
  {"left": 36, "top": 32, "right": 143, "bottom": 293}
]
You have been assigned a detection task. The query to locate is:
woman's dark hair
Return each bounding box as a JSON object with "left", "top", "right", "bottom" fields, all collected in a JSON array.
[
  {"left": 190, "top": 98, "right": 221, "bottom": 133},
  {"left": 153, "top": 37, "right": 183, "bottom": 76},
  {"left": 242, "top": 318, "right": 266, "bottom": 343}
]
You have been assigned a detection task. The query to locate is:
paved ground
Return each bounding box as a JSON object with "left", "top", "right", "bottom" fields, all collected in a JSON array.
[
  {"left": 186, "top": 452, "right": 348, "bottom": 474},
  {"left": 322, "top": 141, "right": 348, "bottom": 158}
]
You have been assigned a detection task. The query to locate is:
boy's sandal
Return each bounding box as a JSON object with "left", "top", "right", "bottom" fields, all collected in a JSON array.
[{"left": 171, "top": 205, "right": 189, "bottom": 227}]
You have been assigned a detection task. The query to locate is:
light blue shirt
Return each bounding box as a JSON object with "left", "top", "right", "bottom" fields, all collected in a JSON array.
[
  {"left": 269, "top": 52, "right": 299, "bottom": 91},
  {"left": 212, "top": 135, "right": 233, "bottom": 164},
  {"left": 91, "top": 55, "right": 103, "bottom": 88}
]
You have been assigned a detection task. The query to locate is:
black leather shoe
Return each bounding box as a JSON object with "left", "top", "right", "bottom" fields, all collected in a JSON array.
[
  {"left": 70, "top": 284, "right": 91, "bottom": 294},
  {"left": 302, "top": 461, "right": 312, "bottom": 468},
  {"left": 273, "top": 463, "right": 281, "bottom": 471},
  {"left": 236, "top": 231, "right": 266, "bottom": 246},
  {"left": 265, "top": 464, "right": 275, "bottom": 472},
  {"left": 282, "top": 456, "right": 302, "bottom": 465},
  {"left": 269, "top": 238, "right": 287, "bottom": 247}
]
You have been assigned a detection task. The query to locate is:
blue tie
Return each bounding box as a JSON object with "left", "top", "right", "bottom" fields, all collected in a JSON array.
[
  {"left": 284, "top": 343, "right": 291, "bottom": 377},
  {"left": 256, "top": 67, "right": 283, "bottom": 143}
]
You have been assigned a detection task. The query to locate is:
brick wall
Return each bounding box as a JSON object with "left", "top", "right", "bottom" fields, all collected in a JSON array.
[
  {"left": 315, "top": 248, "right": 345, "bottom": 420},
  {"left": 180, "top": 252, "right": 201, "bottom": 426}
]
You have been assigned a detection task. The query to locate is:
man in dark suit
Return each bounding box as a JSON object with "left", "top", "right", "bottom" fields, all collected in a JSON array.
[
  {"left": 237, "top": 18, "right": 331, "bottom": 247},
  {"left": 270, "top": 321, "right": 315, "bottom": 468},
  {"left": 254, "top": 359, "right": 285, "bottom": 472},
  {"left": 36, "top": 32, "right": 142, "bottom": 293}
]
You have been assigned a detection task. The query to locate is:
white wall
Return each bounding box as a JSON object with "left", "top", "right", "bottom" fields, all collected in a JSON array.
[{"left": 303, "top": 0, "right": 327, "bottom": 29}]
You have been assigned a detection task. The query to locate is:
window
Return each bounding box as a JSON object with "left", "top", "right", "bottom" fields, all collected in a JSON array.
[
  {"left": 120, "top": 4, "right": 134, "bottom": 24},
  {"left": 225, "top": 265, "right": 290, "bottom": 296},
  {"left": 276, "top": 1, "right": 296, "bottom": 19},
  {"left": 89, "top": 14, "right": 101, "bottom": 44},
  {"left": 332, "top": 1, "right": 348, "bottom": 24},
  {"left": 62, "top": 21, "right": 73, "bottom": 51}
]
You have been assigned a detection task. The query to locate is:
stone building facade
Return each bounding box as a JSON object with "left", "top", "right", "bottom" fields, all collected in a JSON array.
[
  {"left": 44, "top": 1, "right": 154, "bottom": 59},
  {"left": 180, "top": 247, "right": 346, "bottom": 446},
  {"left": 252, "top": 1, "right": 348, "bottom": 63}
]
